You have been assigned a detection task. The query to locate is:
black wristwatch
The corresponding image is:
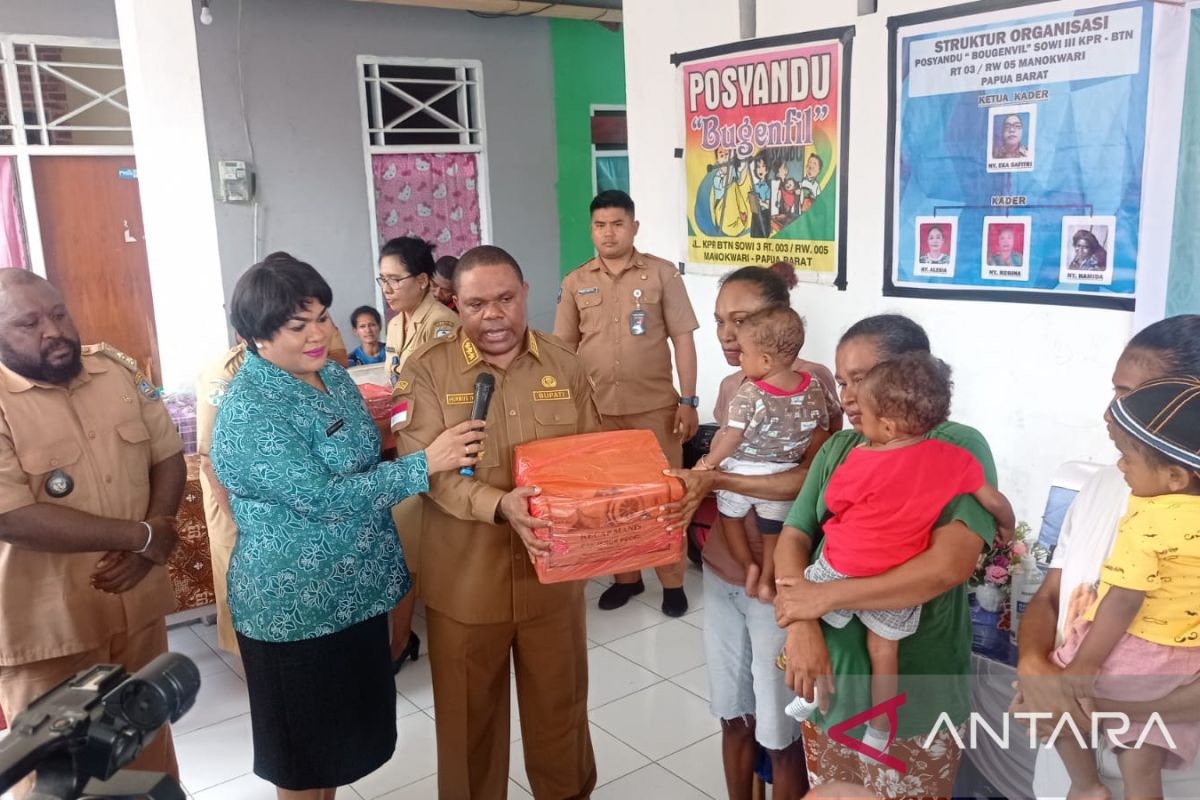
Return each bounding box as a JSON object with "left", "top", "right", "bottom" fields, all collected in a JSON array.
[{"left": 678, "top": 396, "right": 700, "bottom": 408}]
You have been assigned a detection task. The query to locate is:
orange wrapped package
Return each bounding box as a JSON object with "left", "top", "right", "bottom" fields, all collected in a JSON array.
[{"left": 513, "top": 429, "right": 686, "bottom": 584}]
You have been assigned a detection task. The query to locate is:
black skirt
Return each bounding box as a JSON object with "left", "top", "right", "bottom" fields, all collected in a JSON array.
[{"left": 236, "top": 614, "right": 396, "bottom": 790}]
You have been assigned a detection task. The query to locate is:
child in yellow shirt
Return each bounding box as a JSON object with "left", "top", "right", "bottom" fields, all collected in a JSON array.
[{"left": 1053, "top": 376, "right": 1200, "bottom": 800}]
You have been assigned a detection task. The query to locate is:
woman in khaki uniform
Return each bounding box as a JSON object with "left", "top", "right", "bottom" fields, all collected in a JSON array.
[{"left": 378, "top": 236, "right": 458, "bottom": 669}]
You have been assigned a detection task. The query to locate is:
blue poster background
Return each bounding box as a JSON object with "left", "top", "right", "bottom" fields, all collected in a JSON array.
[{"left": 893, "top": 1, "right": 1153, "bottom": 298}]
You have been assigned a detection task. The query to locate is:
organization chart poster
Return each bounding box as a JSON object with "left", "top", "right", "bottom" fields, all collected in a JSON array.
[
  {"left": 674, "top": 30, "right": 853, "bottom": 286},
  {"left": 885, "top": 0, "right": 1163, "bottom": 308}
]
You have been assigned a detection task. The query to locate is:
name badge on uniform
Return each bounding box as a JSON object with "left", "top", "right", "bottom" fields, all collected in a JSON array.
[
  {"left": 577, "top": 287, "right": 598, "bottom": 295},
  {"left": 630, "top": 289, "right": 646, "bottom": 336},
  {"left": 46, "top": 469, "right": 74, "bottom": 498}
]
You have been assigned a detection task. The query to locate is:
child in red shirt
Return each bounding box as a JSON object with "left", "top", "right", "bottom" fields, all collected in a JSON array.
[{"left": 784, "top": 352, "right": 1015, "bottom": 756}]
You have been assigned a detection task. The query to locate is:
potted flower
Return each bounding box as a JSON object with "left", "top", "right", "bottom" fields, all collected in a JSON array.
[{"left": 970, "top": 522, "right": 1042, "bottom": 611}]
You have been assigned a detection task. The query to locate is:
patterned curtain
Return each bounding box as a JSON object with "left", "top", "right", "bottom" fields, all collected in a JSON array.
[
  {"left": 1, "top": 158, "right": 27, "bottom": 270},
  {"left": 371, "top": 152, "right": 482, "bottom": 258}
]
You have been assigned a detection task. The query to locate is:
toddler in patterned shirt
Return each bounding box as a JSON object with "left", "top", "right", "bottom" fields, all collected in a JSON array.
[{"left": 696, "top": 306, "right": 829, "bottom": 600}]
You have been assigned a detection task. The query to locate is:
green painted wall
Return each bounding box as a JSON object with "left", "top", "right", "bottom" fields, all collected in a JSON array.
[{"left": 550, "top": 18, "right": 626, "bottom": 274}]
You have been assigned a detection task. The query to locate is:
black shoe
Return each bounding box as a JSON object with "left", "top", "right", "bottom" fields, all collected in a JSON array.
[
  {"left": 598, "top": 579, "right": 645, "bottom": 610},
  {"left": 662, "top": 587, "right": 688, "bottom": 618},
  {"left": 392, "top": 632, "right": 420, "bottom": 675}
]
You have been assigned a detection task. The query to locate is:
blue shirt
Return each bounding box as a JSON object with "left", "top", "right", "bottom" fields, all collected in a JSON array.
[
  {"left": 348, "top": 345, "right": 387, "bottom": 366},
  {"left": 211, "top": 352, "right": 427, "bottom": 642}
]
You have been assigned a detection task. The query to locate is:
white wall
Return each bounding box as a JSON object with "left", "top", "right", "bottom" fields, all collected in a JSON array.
[{"left": 623, "top": 0, "right": 1132, "bottom": 524}]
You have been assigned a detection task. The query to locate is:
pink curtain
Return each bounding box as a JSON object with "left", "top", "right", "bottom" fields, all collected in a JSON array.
[
  {"left": 0, "top": 159, "right": 27, "bottom": 270},
  {"left": 371, "top": 152, "right": 482, "bottom": 258}
]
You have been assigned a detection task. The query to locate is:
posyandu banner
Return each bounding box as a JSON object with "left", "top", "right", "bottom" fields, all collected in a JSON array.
[{"left": 673, "top": 30, "right": 853, "bottom": 286}]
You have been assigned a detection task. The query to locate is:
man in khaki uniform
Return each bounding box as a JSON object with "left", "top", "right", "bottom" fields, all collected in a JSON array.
[
  {"left": 395, "top": 246, "right": 598, "bottom": 800},
  {"left": 0, "top": 271, "right": 185, "bottom": 796},
  {"left": 195, "top": 341, "right": 247, "bottom": 654},
  {"left": 554, "top": 189, "right": 700, "bottom": 617}
]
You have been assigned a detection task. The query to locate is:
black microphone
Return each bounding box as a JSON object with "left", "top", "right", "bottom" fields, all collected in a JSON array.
[{"left": 459, "top": 372, "right": 495, "bottom": 476}]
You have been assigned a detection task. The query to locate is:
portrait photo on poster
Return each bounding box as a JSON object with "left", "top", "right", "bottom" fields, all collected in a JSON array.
[
  {"left": 914, "top": 216, "right": 958, "bottom": 278},
  {"left": 986, "top": 104, "right": 1036, "bottom": 173},
  {"left": 1060, "top": 215, "right": 1116, "bottom": 286},
  {"left": 982, "top": 216, "right": 1031, "bottom": 282}
]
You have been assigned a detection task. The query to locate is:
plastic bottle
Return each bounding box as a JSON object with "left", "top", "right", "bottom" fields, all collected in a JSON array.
[{"left": 1010, "top": 554, "right": 1046, "bottom": 638}]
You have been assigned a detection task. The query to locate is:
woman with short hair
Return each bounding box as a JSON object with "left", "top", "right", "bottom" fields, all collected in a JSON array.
[{"left": 212, "top": 251, "right": 483, "bottom": 800}]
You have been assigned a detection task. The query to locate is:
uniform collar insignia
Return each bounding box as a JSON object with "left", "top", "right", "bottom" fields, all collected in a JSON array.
[{"left": 462, "top": 336, "right": 481, "bottom": 367}]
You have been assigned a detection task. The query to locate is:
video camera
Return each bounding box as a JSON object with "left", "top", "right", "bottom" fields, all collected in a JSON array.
[{"left": 0, "top": 653, "right": 200, "bottom": 800}]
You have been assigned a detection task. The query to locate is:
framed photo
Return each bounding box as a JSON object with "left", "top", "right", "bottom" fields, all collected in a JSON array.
[
  {"left": 1060, "top": 216, "right": 1116, "bottom": 286},
  {"left": 913, "top": 216, "right": 958, "bottom": 278},
  {"left": 986, "top": 105, "right": 1036, "bottom": 173},
  {"left": 981, "top": 216, "right": 1030, "bottom": 282}
]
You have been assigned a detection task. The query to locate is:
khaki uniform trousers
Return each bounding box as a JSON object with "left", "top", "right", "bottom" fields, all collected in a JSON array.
[
  {"left": 0, "top": 618, "right": 178, "bottom": 799},
  {"left": 426, "top": 600, "right": 595, "bottom": 799},
  {"left": 600, "top": 404, "right": 687, "bottom": 586},
  {"left": 208, "top": 539, "right": 238, "bottom": 653}
]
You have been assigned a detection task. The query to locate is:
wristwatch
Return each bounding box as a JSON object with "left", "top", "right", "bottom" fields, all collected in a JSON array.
[{"left": 678, "top": 396, "right": 700, "bottom": 408}]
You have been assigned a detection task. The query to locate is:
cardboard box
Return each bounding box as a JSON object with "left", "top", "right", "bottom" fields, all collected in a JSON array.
[{"left": 513, "top": 429, "right": 686, "bottom": 584}]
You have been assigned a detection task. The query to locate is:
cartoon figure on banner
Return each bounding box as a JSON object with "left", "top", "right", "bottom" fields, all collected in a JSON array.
[
  {"left": 750, "top": 154, "right": 774, "bottom": 238},
  {"left": 799, "top": 153, "right": 823, "bottom": 210},
  {"left": 694, "top": 147, "right": 753, "bottom": 237}
]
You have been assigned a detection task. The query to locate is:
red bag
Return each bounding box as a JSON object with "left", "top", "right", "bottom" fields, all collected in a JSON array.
[{"left": 513, "top": 429, "right": 686, "bottom": 584}]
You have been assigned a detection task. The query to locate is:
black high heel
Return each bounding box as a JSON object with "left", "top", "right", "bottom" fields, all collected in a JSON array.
[{"left": 392, "top": 632, "right": 420, "bottom": 675}]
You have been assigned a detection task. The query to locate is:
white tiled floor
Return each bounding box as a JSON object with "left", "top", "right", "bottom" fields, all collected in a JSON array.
[{"left": 157, "top": 564, "right": 731, "bottom": 799}]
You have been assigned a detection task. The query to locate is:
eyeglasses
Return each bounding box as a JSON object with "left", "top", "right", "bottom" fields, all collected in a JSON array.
[
  {"left": 1003, "top": 121, "right": 1024, "bottom": 131},
  {"left": 376, "top": 274, "right": 416, "bottom": 291}
]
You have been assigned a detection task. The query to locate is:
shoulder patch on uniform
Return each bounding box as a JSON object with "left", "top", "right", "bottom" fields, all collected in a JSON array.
[
  {"left": 85, "top": 342, "right": 139, "bottom": 373},
  {"left": 206, "top": 379, "right": 230, "bottom": 407},
  {"left": 135, "top": 370, "right": 161, "bottom": 400},
  {"left": 526, "top": 330, "right": 539, "bottom": 357},
  {"left": 395, "top": 379, "right": 410, "bottom": 393},
  {"left": 390, "top": 399, "right": 411, "bottom": 431},
  {"left": 556, "top": 287, "right": 562, "bottom": 305},
  {"left": 433, "top": 320, "right": 455, "bottom": 339}
]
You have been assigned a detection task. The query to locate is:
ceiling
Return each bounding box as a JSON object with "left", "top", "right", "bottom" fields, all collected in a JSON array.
[{"left": 348, "top": 0, "right": 622, "bottom": 23}]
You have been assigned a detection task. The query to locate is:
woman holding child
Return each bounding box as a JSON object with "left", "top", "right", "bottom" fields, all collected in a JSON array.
[
  {"left": 667, "top": 264, "right": 840, "bottom": 799},
  {"left": 772, "top": 314, "right": 1002, "bottom": 797},
  {"left": 1016, "top": 314, "right": 1200, "bottom": 799}
]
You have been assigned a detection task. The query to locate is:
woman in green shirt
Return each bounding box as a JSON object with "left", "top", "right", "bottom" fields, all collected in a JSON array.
[{"left": 774, "top": 314, "right": 998, "bottom": 797}]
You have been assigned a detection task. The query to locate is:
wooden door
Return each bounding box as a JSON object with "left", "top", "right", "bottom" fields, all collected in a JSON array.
[{"left": 31, "top": 156, "right": 160, "bottom": 381}]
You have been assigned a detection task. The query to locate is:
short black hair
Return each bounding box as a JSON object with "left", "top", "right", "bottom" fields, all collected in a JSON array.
[
  {"left": 839, "top": 314, "right": 930, "bottom": 361},
  {"left": 453, "top": 245, "right": 523, "bottom": 288},
  {"left": 350, "top": 305, "right": 381, "bottom": 329},
  {"left": 229, "top": 252, "right": 333, "bottom": 353},
  {"left": 1127, "top": 315, "right": 1200, "bottom": 374},
  {"left": 807, "top": 153, "right": 823, "bottom": 171},
  {"left": 379, "top": 236, "right": 436, "bottom": 278},
  {"left": 590, "top": 189, "right": 635, "bottom": 217},
  {"left": 862, "top": 352, "right": 953, "bottom": 435},
  {"left": 434, "top": 255, "right": 458, "bottom": 280}
]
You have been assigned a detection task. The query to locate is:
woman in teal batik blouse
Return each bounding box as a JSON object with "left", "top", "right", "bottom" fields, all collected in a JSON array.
[{"left": 211, "top": 252, "right": 483, "bottom": 800}]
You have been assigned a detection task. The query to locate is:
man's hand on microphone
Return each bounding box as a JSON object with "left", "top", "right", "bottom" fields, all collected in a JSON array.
[
  {"left": 497, "top": 486, "right": 553, "bottom": 558},
  {"left": 425, "top": 420, "right": 488, "bottom": 474}
]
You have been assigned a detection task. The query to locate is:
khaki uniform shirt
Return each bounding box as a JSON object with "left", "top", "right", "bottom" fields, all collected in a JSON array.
[
  {"left": 554, "top": 249, "right": 699, "bottom": 416},
  {"left": 385, "top": 292, "right": 459, "bottom": 386},
  {"left": 195, "top": 343, "right": 246, "bottom": 548},
  {"left": 393, "top": 328, "right": 601, "bottom": 624},
  {"left": 0, "top": 346, "right": 183, "bottom": 665}
]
